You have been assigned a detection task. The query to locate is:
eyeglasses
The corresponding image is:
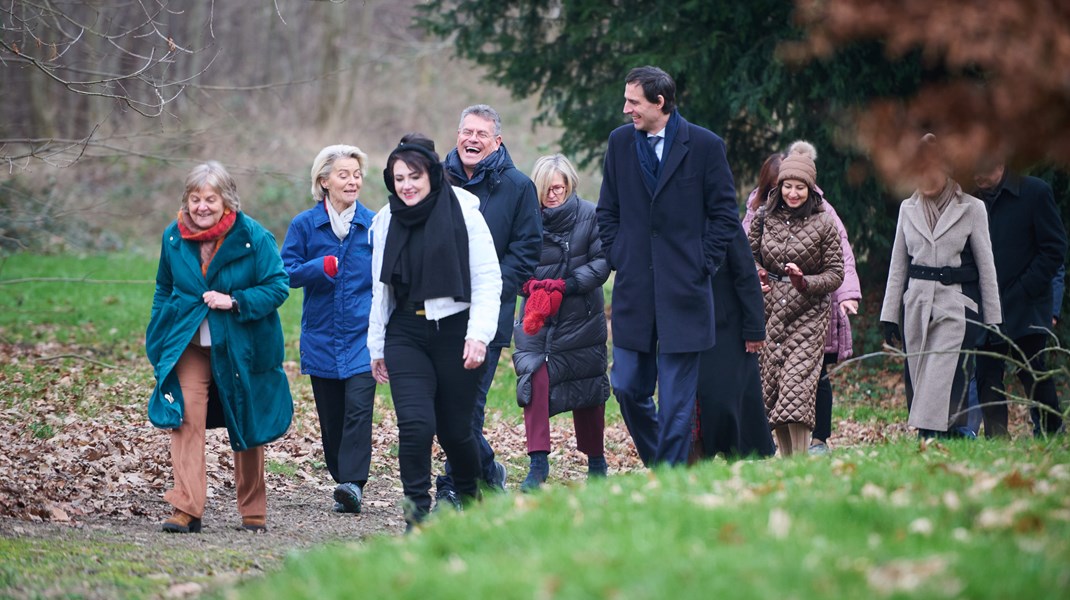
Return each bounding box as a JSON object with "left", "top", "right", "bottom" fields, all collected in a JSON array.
[
  {"left": 547, "top": 184, "right": 567, "bottom": 196},
  {"left": 459, "top": 128, "right": 494, "bottom": 141}
]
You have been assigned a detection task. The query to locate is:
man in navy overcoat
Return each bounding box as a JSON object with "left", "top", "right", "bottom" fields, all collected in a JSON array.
[{"left": 596, "top": 66, "right": 741, "bottom": 466}]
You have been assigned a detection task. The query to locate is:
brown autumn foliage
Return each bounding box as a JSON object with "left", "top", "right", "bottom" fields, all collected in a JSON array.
[
  {"left": 0, "top": 339, "right": 917, "bottom": 525},
  {"left": 791, "top": 0, "right": 1070, "bottom": 183}
]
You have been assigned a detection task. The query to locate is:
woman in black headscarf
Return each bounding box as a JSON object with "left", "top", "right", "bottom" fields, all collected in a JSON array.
[{"left": 367, "top": 133, "right": 502, "bottom": 529}]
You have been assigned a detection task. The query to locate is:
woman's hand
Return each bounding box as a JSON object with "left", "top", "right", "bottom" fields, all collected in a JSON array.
[
  {"left": 785, "top": 262, "right": 808, "bottom": 292},
  {"left": 745, "top": 340, "right": 765, "bottom": 353},
  {"left": 839, "top": 299, "right": 859, "bottom": 316},
  {"left": 203, "top": 290, "right": 235, "bottom": 311},
  {"left": 463, "top": 339, "right": 488, "bottom": 370},
  {"left": 757, "top": 268, "right": 771, "bottom": 294},
  {"left": 371, "top": 359, "right": 389, "bottom": 384}
]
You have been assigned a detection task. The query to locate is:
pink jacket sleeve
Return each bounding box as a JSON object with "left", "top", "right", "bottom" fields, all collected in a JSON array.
[
  {"left": 821, "top": 200, "right": 861, "bottom": 361},
  {"left": 741, "top": 188, "right": 759, "bottom": 233},
  {"left": 822, "top": 201, "right": 861, "bottom": 305}
]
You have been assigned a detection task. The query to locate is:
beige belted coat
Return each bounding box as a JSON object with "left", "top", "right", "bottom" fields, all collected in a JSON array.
[{"left": 880, "top": 188, "right": 1001, "bottom": 431}]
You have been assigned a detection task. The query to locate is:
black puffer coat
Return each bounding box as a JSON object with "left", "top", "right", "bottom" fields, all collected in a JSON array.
[{"left": 513, "top": 195, "right": 610, "bottom": 416}]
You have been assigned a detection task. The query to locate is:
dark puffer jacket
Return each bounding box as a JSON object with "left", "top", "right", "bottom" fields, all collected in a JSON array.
[{"left": 512, "top": 195, "right": 611, "bottom": 416}]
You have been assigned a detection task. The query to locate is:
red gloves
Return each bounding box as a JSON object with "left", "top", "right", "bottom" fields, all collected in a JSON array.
[
  {"left": 522, "top": 279, "right": 566, "bottom": 335},
  {"left": 522, "top": 278, "right": 565, "bottom": 296},
  {"left": 324, "top": 255, "right": 339, "bottom": 277},
  {"left": 541, "top": 279, "right": 566, "bottom": 295}
]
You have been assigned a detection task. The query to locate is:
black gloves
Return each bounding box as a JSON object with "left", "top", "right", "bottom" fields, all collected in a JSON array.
[{"left": 882, "top": 321, "right": 902, "bottom": 347}]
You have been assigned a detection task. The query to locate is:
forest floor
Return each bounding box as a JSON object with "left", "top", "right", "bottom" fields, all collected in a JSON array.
[{"left": 0, "top": 338, "right": 930, "bottom": 599}]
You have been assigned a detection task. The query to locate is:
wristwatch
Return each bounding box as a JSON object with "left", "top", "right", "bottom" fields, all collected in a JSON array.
[{"left": 229, "top": 295, "right": 239, "bottom": 314}]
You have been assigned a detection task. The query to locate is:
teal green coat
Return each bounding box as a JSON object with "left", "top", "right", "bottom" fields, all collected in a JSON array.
[{"left": 145, "top": 212, "right": 293, "bottom": 451}]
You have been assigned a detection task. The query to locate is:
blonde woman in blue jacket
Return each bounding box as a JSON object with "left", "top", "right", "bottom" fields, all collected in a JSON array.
[
  {"left": 146, "top": 161, "right": 292, "bottom": 534},
  {"left": 281, "top": 145, "right": 376, "bottom": 514}
]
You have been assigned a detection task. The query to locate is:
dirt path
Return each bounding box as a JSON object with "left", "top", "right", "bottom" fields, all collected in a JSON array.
[{"left": 0, "top": 420, "right": 641, "bottom": 599}]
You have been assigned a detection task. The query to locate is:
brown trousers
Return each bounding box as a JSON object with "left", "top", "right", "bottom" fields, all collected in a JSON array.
[{"left": 164, "top": 344, "right": 266, "bottom": 519}]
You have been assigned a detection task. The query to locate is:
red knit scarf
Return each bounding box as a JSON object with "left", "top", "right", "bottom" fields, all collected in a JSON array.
[{"left": 177, "top": 209, "right": 237, "bottom": 277}]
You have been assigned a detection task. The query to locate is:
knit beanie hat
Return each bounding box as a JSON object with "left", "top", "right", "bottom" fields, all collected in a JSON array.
[{"left": 777, "top": 140, "right": 818, "bottom": 189}]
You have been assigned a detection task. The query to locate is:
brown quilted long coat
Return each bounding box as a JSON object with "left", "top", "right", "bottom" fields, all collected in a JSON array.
[{"left": 749, "top": 204, "right": 844, "bottom": 429}]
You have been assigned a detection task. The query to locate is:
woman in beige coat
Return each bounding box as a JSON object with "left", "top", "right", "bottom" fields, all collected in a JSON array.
[
  {"left": 880, "top": 134, "right": 1001, "bottom": 438},
  {"left": 750, "top": 150, "right": 844, "bottom": 456}
]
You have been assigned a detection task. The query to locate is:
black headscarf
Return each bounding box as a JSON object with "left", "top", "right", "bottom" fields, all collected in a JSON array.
[{"left": 379, "top": 139, "right": 471, "bottom": 303}]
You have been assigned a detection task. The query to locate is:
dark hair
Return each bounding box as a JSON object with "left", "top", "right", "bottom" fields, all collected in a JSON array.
[
  {"left": 383, "top": 133, "right": 444, "bottom": 195},
  {"left": 751, "top": 152, "right": 784, "bottom": 211},
  {"left": 767, "top": 183, "right": 824, "bottom": 219},
  {"left": 625, "top": 66, "right": 676, "bottom": 114}
]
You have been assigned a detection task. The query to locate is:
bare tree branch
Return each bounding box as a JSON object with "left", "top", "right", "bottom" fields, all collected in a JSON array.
[{"left": 829, "top": 320, "right": 1069, "bottom": 436}]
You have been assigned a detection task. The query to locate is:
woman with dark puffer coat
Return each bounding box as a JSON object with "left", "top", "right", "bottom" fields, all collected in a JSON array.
[{"left": 512, "top": 154, "right": 611, "bottom": 491}]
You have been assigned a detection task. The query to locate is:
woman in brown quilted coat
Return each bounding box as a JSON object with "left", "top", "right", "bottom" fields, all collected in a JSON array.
[{"left": 749, "top": 149, "right": 844, "bottom": 456}]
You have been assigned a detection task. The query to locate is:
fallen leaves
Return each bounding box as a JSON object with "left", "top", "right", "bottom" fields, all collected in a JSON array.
[
  {"left": 1, "top": 336, "right": 655, "bottom": 527},
  {"left": 767, "top": 508, "right": 792, "bottom": 539},
  {"left": 866, "top": 555, "right": 961, "bottom": 597}
]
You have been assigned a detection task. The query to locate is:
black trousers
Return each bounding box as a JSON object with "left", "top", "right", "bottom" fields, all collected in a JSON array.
[
  {"left": 976, "top": 333, "right": 1063, "bottom": 437},
  {"left": 385, "top": 308, "right": 484, "bottom": 520},
  {"left": 310, "top": 372, "right": 376, "bottom": 486},
  {"left": 812, "top": 353, "right": 838, "bottom": 442}
]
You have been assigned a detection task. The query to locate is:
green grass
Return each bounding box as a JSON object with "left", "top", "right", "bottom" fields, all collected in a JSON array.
[
  {"left": 0, "top": 252, "right": 304, "bottom": 362},
  {"left": 0, "top": 535, "right": 262, "bottom": 598},
  {"left": 265, "top": 459, "right": 300, "bottom": 478},
  {"left": 225, "top": 438, "right": 1070, "bottom": 600}
]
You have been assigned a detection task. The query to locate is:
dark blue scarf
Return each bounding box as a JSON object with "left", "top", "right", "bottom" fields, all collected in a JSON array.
[
  {"left": 635, "top": 110, "right": 681, "bottom": 195},
  {"left": 444, "top": 144, "right": 513, "bottom": 190}
]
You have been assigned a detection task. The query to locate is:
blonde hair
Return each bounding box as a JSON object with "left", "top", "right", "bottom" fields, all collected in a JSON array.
[
  {"left": 181, "top": 161, "right": 240, "bottom": 213},
  {"left": 310, "top": 144, "right": 368, "bottom": 202},
  {"left": 531, "top": 154, "right": 579, "bottom": 206}
]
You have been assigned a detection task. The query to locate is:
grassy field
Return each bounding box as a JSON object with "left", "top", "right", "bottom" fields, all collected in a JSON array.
[
  {"left": 0, "top": 252, "right": 626, "bottom": 420},
  {"left": 225, "top": 438, "right": 1070, "bottom": 600},
  {"left": 3, "top": 252, "right": 1069, "bottom": 599}
]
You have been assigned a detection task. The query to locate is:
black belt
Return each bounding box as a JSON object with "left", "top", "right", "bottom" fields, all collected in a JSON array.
[
  {"left": 907, "top": 264, "right": 978, "bottom": 285},
  {"left": 399, "top": 301, "right": 426, "bottom": 315},
  {"left": 766, "top": 272, "right": 786, "bottom": 282}
]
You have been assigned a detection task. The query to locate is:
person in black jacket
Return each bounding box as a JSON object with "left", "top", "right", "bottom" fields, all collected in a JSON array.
[
  {"left": 436, "top": 104, "right": 542, "bottom": 498},
  {"left": 973, "top": 161, "right": 1068, "bottom": 436},
  {"left": 694, "top": 226, "right": 773, "bottom": 460},
  {"left": 511, "top": 154, "right": 611, "bottom": 491}
]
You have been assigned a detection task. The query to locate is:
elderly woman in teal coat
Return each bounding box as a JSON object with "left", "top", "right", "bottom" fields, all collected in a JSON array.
[{"left": 146, "top": 161, "right": 292, "bottom": 534}]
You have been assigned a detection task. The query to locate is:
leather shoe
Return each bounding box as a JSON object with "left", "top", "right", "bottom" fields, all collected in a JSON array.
[
  {"left": 240, "top": 516, "right": 267, "bottom": 532},
  {"left": 162, "top": 509, "right": 202, "bottom": 534}
]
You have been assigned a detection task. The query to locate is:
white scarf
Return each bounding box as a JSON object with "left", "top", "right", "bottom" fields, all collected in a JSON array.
[{"left": 326, "top": 199, "right": 356, "bottom": 240}]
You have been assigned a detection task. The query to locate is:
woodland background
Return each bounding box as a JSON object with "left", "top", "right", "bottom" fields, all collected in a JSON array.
[{"left": 3, "top": 0, "right": 1069, "bottom": 300}]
